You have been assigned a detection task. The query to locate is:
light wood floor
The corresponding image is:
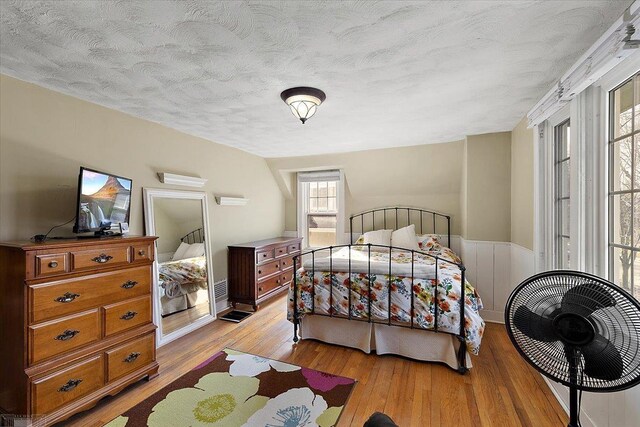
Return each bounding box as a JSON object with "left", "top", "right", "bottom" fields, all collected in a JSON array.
[{"left": 64, "top": 294, "right": 567, "bottom": 427}]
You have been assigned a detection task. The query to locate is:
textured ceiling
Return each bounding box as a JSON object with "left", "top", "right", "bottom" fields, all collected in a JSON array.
[{"left": 0, "top": 1, "right": 631, "bottom": 157}]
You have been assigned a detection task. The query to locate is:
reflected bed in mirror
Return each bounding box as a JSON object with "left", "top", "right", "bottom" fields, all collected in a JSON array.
[{"left": 143, "top": 189, "right": 216, "bottom": 346}]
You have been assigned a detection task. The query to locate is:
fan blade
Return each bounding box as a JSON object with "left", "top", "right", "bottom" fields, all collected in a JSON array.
[
  {"left": 513, "top": 306, "right": 557, "bottom": 342},
  {"left": 562, "top": 282, "right": 616, "bottom": 317},
  {"left": 582, "top": 334, "right": 624, "bottom": 381}
]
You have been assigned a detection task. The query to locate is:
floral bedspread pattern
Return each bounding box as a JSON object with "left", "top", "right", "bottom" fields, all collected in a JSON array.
[
  {"left": 288, "top": 245, "right": 485, "bottom": 355},
  {"left": 159, "top": 256, "right": 208, "bottom": 298}
]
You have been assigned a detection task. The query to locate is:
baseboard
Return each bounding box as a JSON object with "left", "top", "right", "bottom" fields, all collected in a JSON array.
[
  {"left": 542, "top": 377, "right": 597, "bottom": 427},
  {"left": 216, "top": 299, "right": 230, "bottom": 314},
  {"left": 479, "top": 310, "right": 505, "bottom": 324}
]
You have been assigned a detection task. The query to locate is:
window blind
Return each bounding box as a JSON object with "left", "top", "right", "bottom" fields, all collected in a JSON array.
[{"left": 297, "top": 170, "right": 340, "bottom": 183}]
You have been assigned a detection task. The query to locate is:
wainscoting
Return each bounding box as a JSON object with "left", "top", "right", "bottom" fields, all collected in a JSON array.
[{"left": 460, "top": 238, "right": 535, "bottom": 323}]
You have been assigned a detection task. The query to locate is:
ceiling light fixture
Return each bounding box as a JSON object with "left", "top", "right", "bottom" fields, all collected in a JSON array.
[{"left": 280, "top": 87, "right": 326, "bottom": 124}]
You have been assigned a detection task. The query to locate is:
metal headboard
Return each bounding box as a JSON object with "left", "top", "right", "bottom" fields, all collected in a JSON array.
[
  {"left": 180, "top": 227, "right": 204, "bottom": 244},
  {"left": 349, "top": 207, "right": 451, "bottom": 248}
]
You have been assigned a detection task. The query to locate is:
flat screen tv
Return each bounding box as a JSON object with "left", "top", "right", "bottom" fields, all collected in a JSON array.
[{"left": 73, "top": 167, "right": 132, "bottom": 235}]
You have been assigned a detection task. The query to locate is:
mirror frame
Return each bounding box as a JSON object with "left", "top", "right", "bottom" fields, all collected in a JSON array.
[{"left": 143, "top": 188, "right": 216, "bottom": 347}]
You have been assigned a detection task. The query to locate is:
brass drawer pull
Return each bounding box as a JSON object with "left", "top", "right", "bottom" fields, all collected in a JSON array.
[
  {"left": 54, "top": 292, "right": 80, "bottom": 303},
  {"left": 121, "top": 280, "right": 138, "bottom": 289},
  {"left": 258, "top": 269, "right": 262, "bottom": 274},
  {"left": 48, "top": 261, "right": 59, "bottom": 268},
  {"left": 120, "top": 311, "right": 137, "bottom": 321},
  {"left": 138, "top": 250, "right": 146, "bottom": 256},
  {"left": 54, "top": 329, "right": 80, "bottom": 341},
  {"left": 91, "top": 253, "right": 113, "bottom": 263},
  {"left": 259, "top": 287, "right": 263, "bottom": 292},
  {"left": 58, "top": 378, "right": 82, "bottom": 392},
  {"left": 124, "top": 352, "right": 141, "bottom": 363}
]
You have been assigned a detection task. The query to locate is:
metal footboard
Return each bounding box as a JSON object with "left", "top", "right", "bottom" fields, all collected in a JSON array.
[{"left": 291, "top": 243, "right": 468, "bottom": 374}]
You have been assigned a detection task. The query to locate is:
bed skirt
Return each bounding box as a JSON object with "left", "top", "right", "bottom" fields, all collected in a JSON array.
[{"left": 299, "top": 316, "right": 472, "bottom": 369}]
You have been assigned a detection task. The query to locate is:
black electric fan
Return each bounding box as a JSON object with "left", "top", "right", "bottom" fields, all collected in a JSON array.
[{"left": 505, "top": 270, "right": 640, "bottom": 427}]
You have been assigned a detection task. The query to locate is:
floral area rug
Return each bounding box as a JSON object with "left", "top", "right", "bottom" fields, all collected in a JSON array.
[{"left": 105, "top": 348, "right": 356, "bottom": 427}]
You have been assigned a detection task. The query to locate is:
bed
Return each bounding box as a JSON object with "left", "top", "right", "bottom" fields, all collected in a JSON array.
[
  {"left": 158, "top": 228, "right": 209, "bottom": 316},
  {"left": 288, "top": 207, "right": 485, "bottom": 373}
]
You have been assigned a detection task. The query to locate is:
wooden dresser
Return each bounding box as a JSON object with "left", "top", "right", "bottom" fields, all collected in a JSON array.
[
  {"left": 228, "top": 237, "right": 302, "bottom": 310},
  {"left": 0, "top": 236, "right": 158, "bottom": 426}
]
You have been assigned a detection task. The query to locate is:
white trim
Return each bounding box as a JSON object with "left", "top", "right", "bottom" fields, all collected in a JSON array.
[
  {"left": 542, "top": 377, "right": 597, "bottom": 427},
  {"left": 527, "top": 1, "right": 640, "bottom": 126},
  {"left": 296, "top": 171, "right": 345, "bottom": 249},
  {"left": 297, "top": 170, "right": 341, "bottom": 182},
  {"left": 142, "top": 188, "right": 217, "bottom": 347},
  {"left": 595, "top": 51, "right": 640, "bottom": 281},
  {"left": 157, "top": 172, "right": 207, "bottom": 188},
  {"left": 461, "top": 238, "right": 534, "bottom": 324},
  {"left": 215, "top": 196, "right": 249, "bottom": 206},
  {"left": 216, "top": 299, "right": 230, "bottom": 313}
]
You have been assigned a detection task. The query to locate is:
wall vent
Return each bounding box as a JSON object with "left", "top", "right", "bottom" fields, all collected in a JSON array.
[{"left": 214, "top": 279, "right": 228, "bottom": 302}]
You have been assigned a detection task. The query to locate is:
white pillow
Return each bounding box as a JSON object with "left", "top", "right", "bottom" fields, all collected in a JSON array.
[
  {"left": 362, "top": 229, "right": 392, "bottom": 250},
  {"left": 183, "top": 242, "right": 205, "bottom": 259},
  {"left": 172, "top": 242, "right": 191, "bottom": 260},
  {"left": 391, "top": 224, "right": 420, "bottom": 251}
]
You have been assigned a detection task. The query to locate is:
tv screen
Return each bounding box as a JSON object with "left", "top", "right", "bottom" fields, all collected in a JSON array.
[{"left": 73, "top": 167, "right": 132, "bottom": 234}]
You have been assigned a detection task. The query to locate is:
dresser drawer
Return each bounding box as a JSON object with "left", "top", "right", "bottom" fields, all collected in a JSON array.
[
  {"left": 275, "top": 245, "right": 288, "bottom": 258},
  {"left": 281, "top": 269, "right": 293, "bottom": 285},
  {"left": 256, "top": 249, "right": 274, "bottom": 263},
  {"left": 288, "top": 242, "right": 301, "bottom": 253},
  {"left": 35, "top": 253, "right": 68, "bottom": 278},
  {"left": 106, "top": 333, "right": 155, "bottom": 382},
  {"left": 132, "top": 243, "right": 152, "bottom": 262},
  {"left": 257, "top": 259, "right": 280, "bottom": 280},
  {"left": 30, "top": 266, "right": 151, "bottom": 324},
  {"left": 257, "top": 274, "right": 283, "bottom": 298},
  {"left": 31, "top": 355, "right": 104, "bottom": 415},
  {"left": 29, "top": 309, "right": 101, "bottom": 365},
  {"left": 103, "top": 296, "right": 151, "bottom": 337},
  {"left": 70, "top": 245, "right": 130, "bottom": 271},
  {"left": 279, "top": 256, "right": 294, "bottom": 271}
]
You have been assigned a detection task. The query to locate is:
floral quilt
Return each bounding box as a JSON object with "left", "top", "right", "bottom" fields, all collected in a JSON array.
[
  {"left": 288, "top": 245, "right": 485, "bottom": 355},
  {"left": 159, "top": 256, "right": 208, "bottom": 298}
]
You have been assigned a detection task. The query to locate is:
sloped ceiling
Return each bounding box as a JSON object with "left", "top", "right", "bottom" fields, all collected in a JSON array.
[{"left": 0, "top": 0, "right": 630, "bottom": 157}]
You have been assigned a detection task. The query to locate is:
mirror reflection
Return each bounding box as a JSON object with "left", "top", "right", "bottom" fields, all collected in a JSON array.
[{"left": 153, "top": 198, "right": 211, "bottom": 336}]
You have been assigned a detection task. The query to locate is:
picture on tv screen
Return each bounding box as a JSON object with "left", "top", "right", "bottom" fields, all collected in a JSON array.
[{"left": 75, "top": 168, "right": 132, "bottom": 232}]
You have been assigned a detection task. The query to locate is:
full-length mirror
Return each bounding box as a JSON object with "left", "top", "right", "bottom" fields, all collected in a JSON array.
[{"left": 143, "top": 188, "right": 215, "bottom": 346}]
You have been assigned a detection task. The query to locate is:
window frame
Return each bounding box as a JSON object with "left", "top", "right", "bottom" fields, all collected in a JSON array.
[
  {"left": 537, "top": 104, "right": 572, "bottom": 271},
  {"left": 297, "top": 171, "right": 345, "bottom": 249},
  {"left": 554, "top": 118, "right": 571, "bottom": 268},
  {"left": 606, "top": 72, "right": 640, "bottom": 297}
]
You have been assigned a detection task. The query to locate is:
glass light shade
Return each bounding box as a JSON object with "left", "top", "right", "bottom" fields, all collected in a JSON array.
[{"left": 280, "top": 87, "right": 326, "bottom": 124}]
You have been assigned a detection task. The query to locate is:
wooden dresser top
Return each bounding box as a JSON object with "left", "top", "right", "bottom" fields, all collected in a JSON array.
[
  {"left": 228, "top": 236, "right": 301, "bottom": 249},
  {"left": 0, "top": 235, "right": 157, "bottom": 251}
]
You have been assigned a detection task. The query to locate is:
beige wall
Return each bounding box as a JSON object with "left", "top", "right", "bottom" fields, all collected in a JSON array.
[
  {"left": 267, "top": 141, "right": 465, "bottom": 236},
  {"left": 510, "top": 117, "right": 534, "bottom": 250},
  {"left": 0, "top": 75, "right": 285, "bottom": 279},
  {"left": 460, "top": 132, "right": 511, "bottom": 242}
]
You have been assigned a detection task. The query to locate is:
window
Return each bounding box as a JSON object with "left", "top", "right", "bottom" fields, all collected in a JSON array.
[
  {"left": 555, "top": 119, "right": 571, "bottom": 268},
  {"left": 307, "top": 181, "right": 338, "bottom": 247},
  {"left": 297, "top": 170, "right": 344, "bottom": 248},
  {"left": 608, "top": 73, "right": 640, "bottom": 299}
]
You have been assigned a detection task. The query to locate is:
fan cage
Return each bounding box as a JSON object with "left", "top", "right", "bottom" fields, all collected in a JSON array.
[{"left": 505, "top": 270, "right": 640, "bottom": 392}]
